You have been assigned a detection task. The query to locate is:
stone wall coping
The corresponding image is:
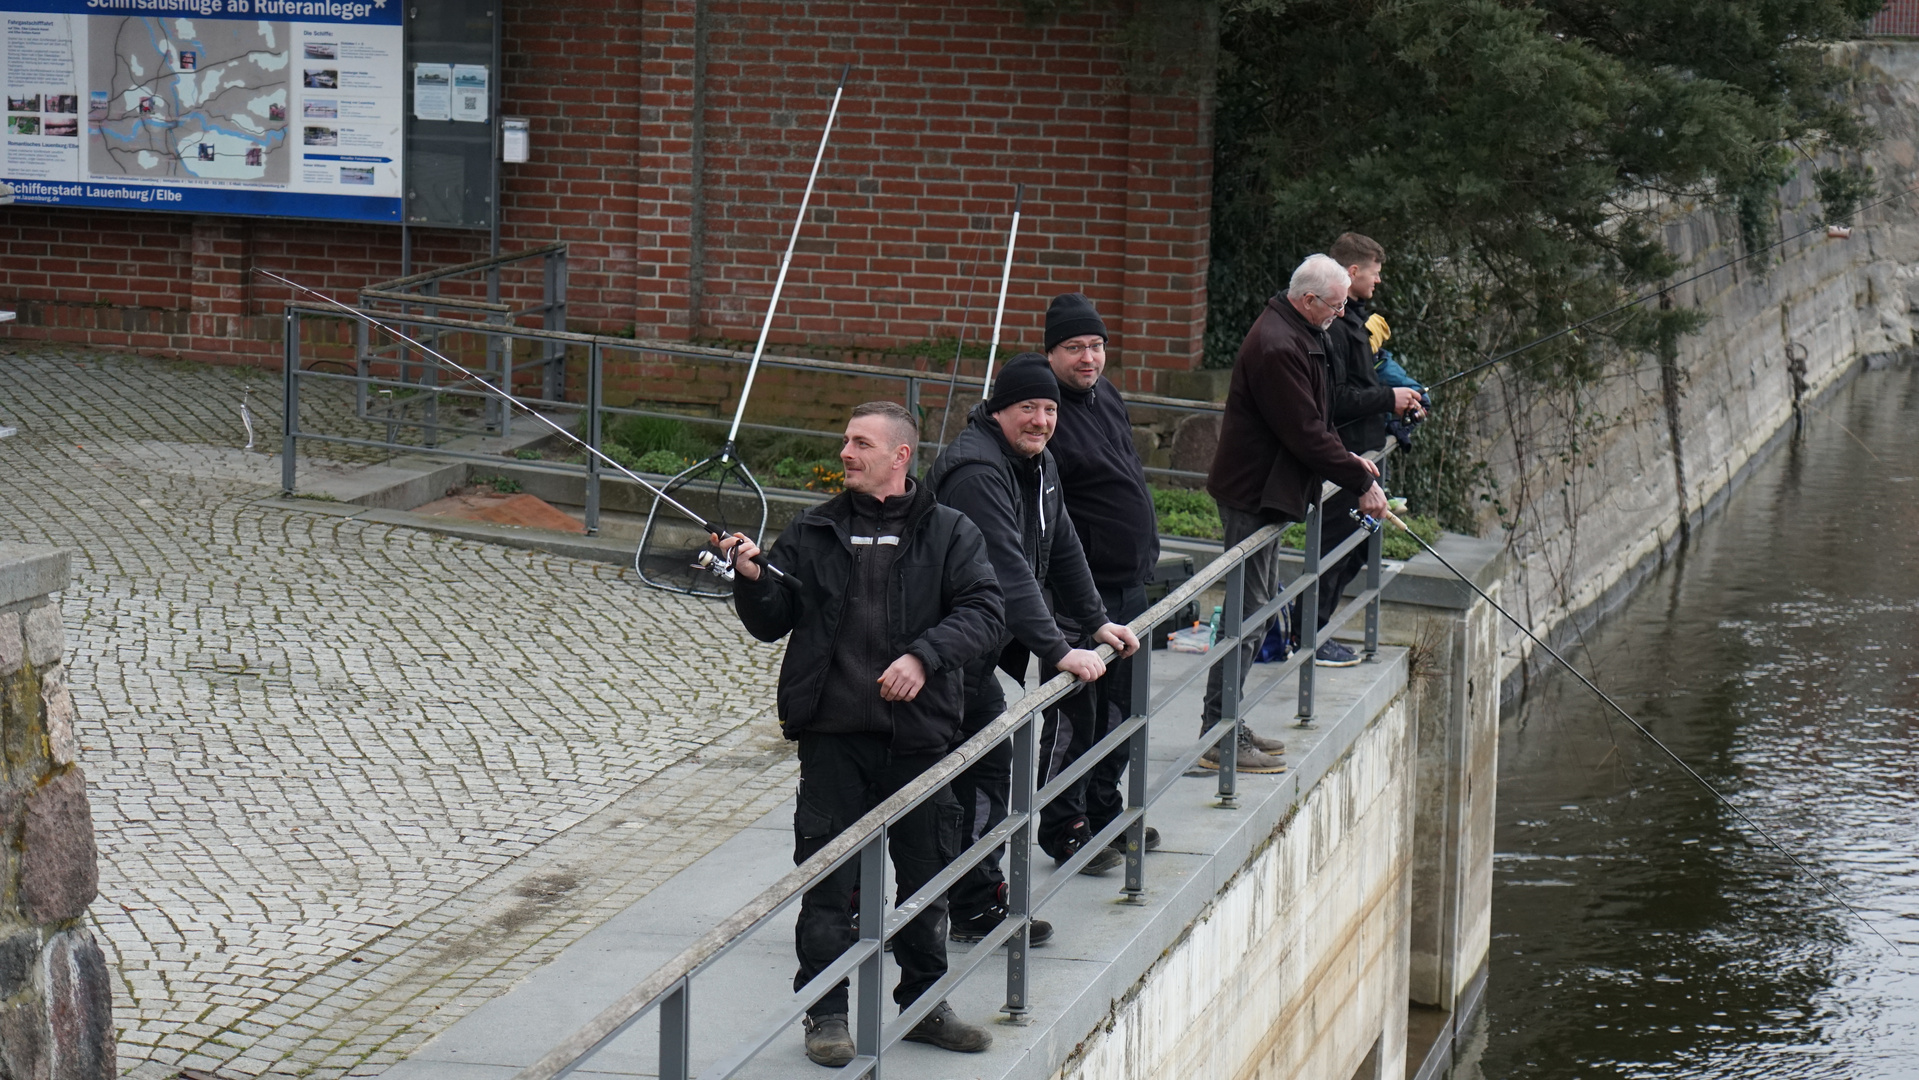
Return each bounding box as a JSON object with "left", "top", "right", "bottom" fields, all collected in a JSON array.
[
  {"left": 0, "top": 544, "right": 71, "bottom": 609},
  {"left": 1381, "top": 532, "right": 1509, "bottom": 611}
]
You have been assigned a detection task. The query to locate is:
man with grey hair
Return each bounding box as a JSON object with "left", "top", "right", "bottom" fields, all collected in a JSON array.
[{"left": 1198, "top": 254, "right": 1387, "bottom": 772}]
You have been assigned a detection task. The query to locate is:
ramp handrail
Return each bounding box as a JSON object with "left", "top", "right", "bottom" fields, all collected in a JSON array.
[{"left": 513, "top": 443, "right": 1396, "bottom": 1080}]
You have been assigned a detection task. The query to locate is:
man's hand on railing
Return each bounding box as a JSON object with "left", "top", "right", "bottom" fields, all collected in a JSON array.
[
  {"left": 1094, "top": 622, "right": 1141, "bottom": 659},
  {"left": 1057, "top": 648, "right": 1107, "bottom": 682}
]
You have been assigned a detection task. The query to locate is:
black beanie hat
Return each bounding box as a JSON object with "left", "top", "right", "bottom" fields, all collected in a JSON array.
[
  {"left": 1044, "top": 292, "right": 1108, "bottom": 352},
  {"left": 986, "top": 352, "right": 1060, "bottom": 415}
]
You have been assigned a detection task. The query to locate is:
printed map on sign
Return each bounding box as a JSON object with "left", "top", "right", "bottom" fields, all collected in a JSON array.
[{"left": 88, "top": 18, "right": 290, "bottom": 184}]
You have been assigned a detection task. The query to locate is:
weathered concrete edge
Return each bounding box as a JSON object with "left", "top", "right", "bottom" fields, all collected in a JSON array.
[
  {"left": 0, "top": 542, "right": 71, "bottom": 608},
  {"left": 1495, "top": 349, "right": 1900, "bottom": 703},
  {"left": 999, "top": 650, "right": 1412, "bottom": 1080}
]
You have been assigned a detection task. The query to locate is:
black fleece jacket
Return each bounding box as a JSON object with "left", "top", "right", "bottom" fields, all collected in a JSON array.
[
  {"left": 924, "top": 406, "right": 1107, "bottom": 673},
  {"left": 1050, "top": 375, "right": 1160, "bottom": 589},
  {"left": 732, "top": 478, "right": 1005, "bottom": 756}
]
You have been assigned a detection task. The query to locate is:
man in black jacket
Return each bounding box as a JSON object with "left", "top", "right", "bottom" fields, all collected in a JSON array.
[
  {"left": 925, "top": 354, "right": 1140, "bottom": 941},
  {"left": 1042, "top": 292, "right": 1163, "bottom": 861},
  {"left": 720, "top": 401, "right": 1003, "bottom": 1067},
  {"left": 1314, "top": 233, "right": 1425, "bottom": 668},
  {"left": 1204, "top": 255, "right": 1386, "bottom": 771}
]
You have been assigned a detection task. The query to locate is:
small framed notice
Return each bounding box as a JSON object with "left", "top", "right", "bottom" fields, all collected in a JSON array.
[
  {"left": 502, "top": 117, "right": 530, "bottom": 163},
  {"left": 413, "top": 64, "right": 452, "bottom": 121},
  {"left": 452, "top": 65, "right": 490, "bottom": 123}
]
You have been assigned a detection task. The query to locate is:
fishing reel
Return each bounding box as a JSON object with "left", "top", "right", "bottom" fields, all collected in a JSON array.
[
  {"left": 1349, "top": 509, "right": 1382, "bottom": 535},
  {"left": 692, "top": 546, "right": 737, "bottom": 583}
]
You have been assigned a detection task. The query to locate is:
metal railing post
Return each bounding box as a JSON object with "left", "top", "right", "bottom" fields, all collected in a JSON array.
[
  {"left": 906, "top": 375, "right": 922, "bottom": 476},
  {"left": 1296, "top": 502, "right": 1322, "bottom": 725},
  {"left": 658, "top": 981, "right": 690, "bottom": 1080},
  {"left": 543, "top": 250, "right": 566, "bottom": 400},
  {"left": 1004, "top": 710, "right": 1037, "bottom": 1020},
  {"left": 354, "top": 316, "right": 370, "bottom": 423},
  {"left": 1217, "top": 561, "right": 1243, "bottom": 808},
  {"left": 282, "top": 310, "right": 299, "bottom": 495},
  {"left": 855, "top": 830, "right": 886, "bottom": 1065},
  {"left": 585, "top": 343, "right": 602, "bottom": 535},
  {"left": 1364, "top": 518, "right": 1383, "bottom": 661},
  {"left": 1122, "top": 642, "right": 1151, "bottom": 903}
]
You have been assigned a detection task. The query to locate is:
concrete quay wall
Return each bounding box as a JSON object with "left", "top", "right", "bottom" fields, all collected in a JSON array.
[
  {"left": 1465, "top": 41, "right": 1919, "bottom": 692},
  {"left": 1054, "top": 697, "right": 1414, "bottom": 1080}
]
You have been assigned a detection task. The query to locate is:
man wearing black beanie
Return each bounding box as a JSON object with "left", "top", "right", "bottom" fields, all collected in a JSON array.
[
  {"left": 926, "top": 352, "right": 1142, "bottom": 943},
  {"left": 1040, "top": 292, "right": 1165, "bottom": 863}
]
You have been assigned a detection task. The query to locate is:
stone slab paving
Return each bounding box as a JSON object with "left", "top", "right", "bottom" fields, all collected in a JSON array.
[{"left": 0, "top": 346, "right": 794, "bottom": 1078}]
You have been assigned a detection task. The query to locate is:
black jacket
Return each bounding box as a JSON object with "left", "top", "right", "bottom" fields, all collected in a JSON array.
[
  {"left": 1327, "top": 300, "right": 1394, "bottom": 454},
  {"left": 925, "top": 406, "right": 1107, "bottom": 673},
  {"left": 1208, "top": 296, "right": 1377, "bottom": 521},
  {"left": 1050, "top": 375, "right": 1160, "bottom": 589},
  {"left": 732, "top": 479, "right": 1005, "bottom": 756}
]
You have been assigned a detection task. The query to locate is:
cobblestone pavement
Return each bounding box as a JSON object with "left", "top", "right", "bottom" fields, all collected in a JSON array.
[{"left": 0, "top": 347, "right": 796, "bottom": 1077}]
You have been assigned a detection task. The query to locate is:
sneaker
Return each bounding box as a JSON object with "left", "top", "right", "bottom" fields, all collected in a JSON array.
[
  {"left": 950, "top": 903, "right": 1054, "bottom": 946},
  {"left": 803, "top": 1013, "right": 855, "bottom": 1067},
  {"left": 1106, "top": 826, "right": 1161, "bottom": 853},
  {"left": 1198, "top": 737, "right": 1287, "bottom": 774},
  {"left": 1313, "top": 640, "right": 1363, "bottom": 667},
  {"left": 902, "top": 1000, "right": 992, "bottom": 1053}
]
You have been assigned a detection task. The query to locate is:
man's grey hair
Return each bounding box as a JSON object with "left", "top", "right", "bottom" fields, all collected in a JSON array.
[
  {"left": 1287, "top": 254, "right": 1351, "bottom": 302},
  {"left": 850, "top": 400, "right": 919, "bottom": 452}
]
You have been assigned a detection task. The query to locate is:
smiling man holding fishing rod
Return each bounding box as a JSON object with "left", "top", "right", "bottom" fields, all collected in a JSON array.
[{"left": 717, "top": 401, "right": 1005, "bottom": 1067}]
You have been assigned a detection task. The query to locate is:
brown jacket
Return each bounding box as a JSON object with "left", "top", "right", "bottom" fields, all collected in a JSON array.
[{"left": 1206, "top": 295, "right": 1376, "bottom": 521}]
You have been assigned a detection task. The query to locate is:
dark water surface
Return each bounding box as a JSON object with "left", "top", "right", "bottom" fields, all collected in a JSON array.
[{"left": 1457, "top": 363, "right": 1919, "bottom": 1080}]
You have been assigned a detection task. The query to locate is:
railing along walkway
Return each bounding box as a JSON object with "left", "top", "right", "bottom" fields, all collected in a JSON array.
[{"left": 512, "top": 444, "right": 1397, "bottom": 1080}]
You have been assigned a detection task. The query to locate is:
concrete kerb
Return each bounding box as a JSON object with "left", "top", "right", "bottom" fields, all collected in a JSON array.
[{"left": 0, "top": 543, "right": 71, "bottom": 609}]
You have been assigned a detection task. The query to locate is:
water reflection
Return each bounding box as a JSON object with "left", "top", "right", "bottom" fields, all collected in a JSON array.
[{"left": 1457, "top": 363, "right": 1919, "bottom": 1079}]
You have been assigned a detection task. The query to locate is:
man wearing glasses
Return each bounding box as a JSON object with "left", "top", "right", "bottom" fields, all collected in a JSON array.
[{"left": 1200, "top": 254, "right": 1387, "bottom": 772}]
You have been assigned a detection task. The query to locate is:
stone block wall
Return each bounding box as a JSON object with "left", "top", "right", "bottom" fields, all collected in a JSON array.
[{"left": 0, "top": 544, "right": 114, "bottom": 1079}]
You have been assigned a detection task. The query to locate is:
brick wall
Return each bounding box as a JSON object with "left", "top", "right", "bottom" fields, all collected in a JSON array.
[{"left": 0, "top": 1, "right": 1219, "bottom": 393}]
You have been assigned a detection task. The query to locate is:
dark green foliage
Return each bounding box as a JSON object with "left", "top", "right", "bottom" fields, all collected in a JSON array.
[
  {"left": 1151, "top": 485, "right": 1225, "bottom": 539},
  {"left": 605, "top": 414, "right": 715, "bottom": 462},
  {"left": 1183, "top": 0, "right": 1882, "bottom": 526}
]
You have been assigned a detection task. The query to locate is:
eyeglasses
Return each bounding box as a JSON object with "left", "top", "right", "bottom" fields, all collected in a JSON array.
[
  {"left": 1308, "top": 293, "right": 1346, "bottom": 313},
  {"left": 1055, "top": 340, "right": 1106, "bottom": 357}
]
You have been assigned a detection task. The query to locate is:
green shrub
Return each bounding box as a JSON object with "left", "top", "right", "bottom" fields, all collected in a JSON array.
[
  {"left": 1150, "top": 485, "right": 1223, "bottom": 539},
  {"left": 635, "top": 449, "right": 693, "bottom": 474},
  {"left": 605, "top": 414, "right": 714, "bottom": 461}
]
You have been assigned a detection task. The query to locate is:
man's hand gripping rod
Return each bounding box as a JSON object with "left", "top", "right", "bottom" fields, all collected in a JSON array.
[
  {"left": 1347, "top": 507, "right": 1901, "bottom": 954},
  {"left": 260, "top": 268, "right": 802, "bottom": 590}
]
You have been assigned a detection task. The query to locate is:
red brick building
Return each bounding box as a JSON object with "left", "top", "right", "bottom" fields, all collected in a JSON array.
[{"left": 0, "top": 1, "right": 1220, "bottom": 395}]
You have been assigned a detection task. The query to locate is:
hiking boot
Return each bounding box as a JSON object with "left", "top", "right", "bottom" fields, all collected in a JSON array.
[
  {"left": 1052, "top": 818, "right": 1123, "bottom": 875},
  {"left": 902, "top": 1000, "right": 992, "bottom": 1053},
  {"left": 950, "top": 901, "right": 1053, "bottom": 946},
  {"left": 803, "top": 1013, "right": 855, "bottom": 1067},
  {"left": 1244, "top": 730, "right": 1285, "bottom": 754},
  {"left": 1108, "top": 826, "right": 1161, "bottom": 853},
  {"left": 1075, "top": 844, "right": 1124, "bottom": 875},
  {"left": 1314, "top": 640, "right": 1363, "bottom": 667},
  {"left": 1198, "top": 736, "right": 1286, "bottom": 774}
]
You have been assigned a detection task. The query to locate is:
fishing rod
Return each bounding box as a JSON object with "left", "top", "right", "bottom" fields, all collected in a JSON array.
[
  {"left": 1424, "top": 183, "right": 1919, "bottom": 393},
  {"left": 1351, "top": 506, "right": 1903, "bottom": 955},
  {"left": 255, "top": 268, "right": 802, "bottom": 590},
  {"left": 935, "top": 183, "right": 1025, "bottom": 451},
  {"left": 978, "top": 182, "right": 1025, "bottom": 399}
]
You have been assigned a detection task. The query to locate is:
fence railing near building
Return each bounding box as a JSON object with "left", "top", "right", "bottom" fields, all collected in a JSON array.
[
  {"left": 507, "top": 444, "right": 1395, "bottom": 1080},
  {"left": 279, "top": 299, "right": 1224, "bottom": 533}
]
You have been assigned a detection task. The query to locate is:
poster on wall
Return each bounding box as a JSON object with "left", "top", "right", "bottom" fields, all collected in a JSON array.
[{"left": 0, "top": 0, "right": 403, "bottom": 222}]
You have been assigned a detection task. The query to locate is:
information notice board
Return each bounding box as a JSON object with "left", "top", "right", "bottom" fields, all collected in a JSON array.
[{"left": 1, "top": 0, "right": 403, "bottom": 222}]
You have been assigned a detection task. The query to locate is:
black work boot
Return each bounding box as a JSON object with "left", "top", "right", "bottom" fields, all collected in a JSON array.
[
  {"left": 803, "top": 1013, "right": 855, "bottom": 1067},
  {"left": 951, "top": 883, "right": 1053, "bottom": 945},
  {"left": 903, "top": 1000, "right": 992, "bottom": 1053},
  {"left": 1054, "top": 817, "right": 1123, "bottom": 875}
]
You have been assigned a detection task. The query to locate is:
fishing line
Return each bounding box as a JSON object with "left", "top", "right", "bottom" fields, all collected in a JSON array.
[
  {"left": 254, "top": 268, "right": 802, "bottom": 589},
  {"left": 1424, "top": 183, "right": 1919, "bottom": 392},
  {"left": 1357, "top": 507, "right": 1905, "bottom": 955}
]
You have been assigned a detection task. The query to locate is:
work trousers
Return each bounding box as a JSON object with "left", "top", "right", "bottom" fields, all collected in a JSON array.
[
  {"left": 1034, "top": 581, "right": 1147, "bottom": 854},
  {"left": 1201, "top": 505, "right": 1287, "bottom": 732},
  {"left": 1314, "top": 488, "right": 1366, "bottom": 633},
  {"left": 793, "top": 733, "right": 957, "bottom": 1019},
  {"left": 948, "top": 670, "right": 1012, "bottom": 920}
]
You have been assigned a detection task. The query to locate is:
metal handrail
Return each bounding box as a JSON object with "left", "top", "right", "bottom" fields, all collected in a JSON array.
[
  {"left": 280, "top": 302, "right": 1231, "bottom": 525},
  {"left": 512, "top": 445, "right": 1396, "bottom": 1080}
]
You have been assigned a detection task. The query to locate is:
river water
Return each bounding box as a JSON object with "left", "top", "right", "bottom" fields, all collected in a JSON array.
[{"left": 1455, "top": 362, "right": 1919, "bottom": 1079}]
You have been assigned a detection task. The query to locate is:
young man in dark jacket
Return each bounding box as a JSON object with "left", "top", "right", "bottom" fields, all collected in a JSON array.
[
  {"left": 720, "top": 401, "right": 1004, "bottom": 1067},
  {"left": 1041, "top": 292, "right": 1164, "bottom": 861},
  {"left": 1315, "top": 233, "right": 1426, "bottom": 667},
  {"left": 1203, "top": 255, "right": 1387, "bottom": 771},
  {"left": 925, "top": 354, "right": 1140, "bottom": 941}
]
